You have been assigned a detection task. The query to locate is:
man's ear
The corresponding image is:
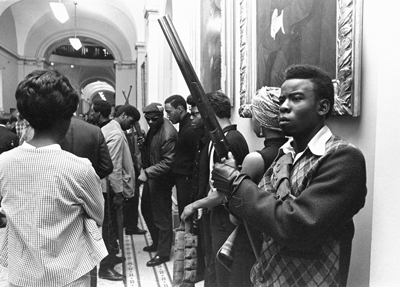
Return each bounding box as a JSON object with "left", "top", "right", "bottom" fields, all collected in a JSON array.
[{"left": 318, "top": 99, "right": 330, "bottom": 117}]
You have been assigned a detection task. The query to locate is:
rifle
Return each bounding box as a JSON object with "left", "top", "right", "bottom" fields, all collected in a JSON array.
[
  {"left": 122, "top": 85, "right": 132, "bottom": 105},
  {"left": 158, "top": 15, "right": 260, "bottom": 259},
  {"left": 133, "top": 121, "right": 145, "bottom": 149},
  {"left": 158, "top": 15, "right": 229, "bottom": 160}
]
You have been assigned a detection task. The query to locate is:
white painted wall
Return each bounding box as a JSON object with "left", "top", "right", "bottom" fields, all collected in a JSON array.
[
  {"left": 365, "top": 1, "right": 400, "bottom": 286},
  {"left": 164, "top": 1, "right": 400, "bottom": 286},
  {"left": 233, "top": 2, "right": 400, "bottom": 286}
]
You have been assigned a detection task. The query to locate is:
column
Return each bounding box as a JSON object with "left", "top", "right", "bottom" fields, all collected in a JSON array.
[
  {"left": 114, "top": 61, "right": 136, "bottom": 106},
  {"left": 144, "top": 5, "right": 162, "bottom": 104},
  {"left": 135, "top": 42, "right": 147, "bottom": 128}
]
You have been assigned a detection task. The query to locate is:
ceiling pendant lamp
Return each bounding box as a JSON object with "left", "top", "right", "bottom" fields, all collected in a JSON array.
[
  {"left": 69, "top": 1, "right": 82, "bottom": 50},
  {"left": 50, "top": 1, "right": 69, "bottom": 24}
]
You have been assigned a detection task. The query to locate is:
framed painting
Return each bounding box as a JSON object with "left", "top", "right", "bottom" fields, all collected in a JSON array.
[
  {"left": 239, "top": 0, "right": 363, "bottom": 117},
  {"left": 200, "top": 0, "right": 222, "bottom": 94}
]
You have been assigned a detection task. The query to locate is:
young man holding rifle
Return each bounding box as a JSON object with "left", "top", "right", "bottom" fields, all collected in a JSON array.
[{"left": 212, "top": 65, "right": 367, "bottom": 286}]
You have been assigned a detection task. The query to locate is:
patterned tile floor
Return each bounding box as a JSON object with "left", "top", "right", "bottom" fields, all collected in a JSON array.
[{"left": 0, "top": 207, "right": 204, "bottom": 287}]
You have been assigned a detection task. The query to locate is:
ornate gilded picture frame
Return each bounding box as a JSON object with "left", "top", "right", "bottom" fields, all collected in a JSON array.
[{"left": 238, "top": 0, "right": 363, "bottom": 117}]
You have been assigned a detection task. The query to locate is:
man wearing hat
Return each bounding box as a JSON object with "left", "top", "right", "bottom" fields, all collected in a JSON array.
[{"left": 139, "top": 102, "right": 178, "bottom": 266}]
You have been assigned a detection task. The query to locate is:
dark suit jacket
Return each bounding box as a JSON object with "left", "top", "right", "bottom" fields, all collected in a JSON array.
[
  {"left": 0, "top": 126, "right": 19, "bottom": 155},
  {"left": 60, "top": 117, "right": 113, "bottom": 179}
]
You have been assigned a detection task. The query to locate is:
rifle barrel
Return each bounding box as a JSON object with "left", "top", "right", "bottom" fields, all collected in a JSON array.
[
  {"left": 158, "top": 15, "right": 229, "bottom": 159},
  {"left": 159, "top": 15, "right": 261, "bottom": 260}
]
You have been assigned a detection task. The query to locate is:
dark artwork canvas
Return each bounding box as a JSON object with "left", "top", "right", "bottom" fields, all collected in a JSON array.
[
  {"left": 200, "top": 0, "right": 222, "bottom": 93},
  {"left": 256, "top": 0, "right": 337, "bottom": 90}
]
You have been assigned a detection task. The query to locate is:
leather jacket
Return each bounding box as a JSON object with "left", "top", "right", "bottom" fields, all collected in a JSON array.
[{"left": 144, "top": 118, "right": 178, "bottom": 180}]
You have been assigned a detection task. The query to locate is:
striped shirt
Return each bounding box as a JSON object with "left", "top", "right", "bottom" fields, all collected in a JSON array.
[{"left": 0, "top": 143, "right": 107, "bottom": 286}]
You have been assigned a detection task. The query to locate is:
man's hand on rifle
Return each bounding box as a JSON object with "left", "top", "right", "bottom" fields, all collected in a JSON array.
[
  {"left": 137, "top": 134, "right": 145, "bottom": 148},
  {"left": 212, "top": 152, "right": 250, "bottom": 198},
  {"left": 133, "top": 121, "right": 145, "bottom": 148},
  {"left": 181, "top": 203, "right": 197, "bottom": 222}
]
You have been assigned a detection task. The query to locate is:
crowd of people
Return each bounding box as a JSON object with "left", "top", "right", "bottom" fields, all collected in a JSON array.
[{"left": 0, "top": 64, "right": 367, "bottom": 287}]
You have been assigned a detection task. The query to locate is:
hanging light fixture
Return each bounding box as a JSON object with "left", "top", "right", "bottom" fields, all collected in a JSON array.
[
  {"left": 50, "top": 1, "right": 69, "bottom": 24},
  {"left": 69, "top": 1, "right": 82, "bottom": 50}
]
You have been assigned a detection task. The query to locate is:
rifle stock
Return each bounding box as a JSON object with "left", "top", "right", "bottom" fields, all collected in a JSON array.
[{"left": 158, "top": 15, "right": 230, "bottom": 159}]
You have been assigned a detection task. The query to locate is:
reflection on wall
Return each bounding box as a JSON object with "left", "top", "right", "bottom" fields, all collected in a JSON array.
[{"left": 200, "top": 0, "right": 222, "bottom": 93}]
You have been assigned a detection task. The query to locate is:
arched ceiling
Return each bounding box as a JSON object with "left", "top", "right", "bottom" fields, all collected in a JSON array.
[
  {"left": 0, "top": 0, "right": 147, "bottom": 103},
  {"left": 0, "top": 0, "right": 145, "bottom": 62},
  {"left": 83, "top": 81, "right": 115, "bottom": 104}
]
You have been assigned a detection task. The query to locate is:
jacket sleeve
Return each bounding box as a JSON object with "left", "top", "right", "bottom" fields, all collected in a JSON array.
[
  {"left": 229, "top": 145, "right": 367, "bottom": 250},
  {"left": 106, "top": 130, "right": 124, "bottom": 194},
  {"left": 96, "top": 130, "right": 113, "bottom": 179}
]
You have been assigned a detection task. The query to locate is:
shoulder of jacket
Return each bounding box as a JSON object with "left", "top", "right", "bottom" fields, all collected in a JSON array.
[
  {"left": 162, "top": 120, "right": 178, "bottom": 134},
  {"left": 325, "top": 135, "right": 364, "bottom": 159},
  {"left": 101, "top": 121, "right": 118, "bottom": 132}
]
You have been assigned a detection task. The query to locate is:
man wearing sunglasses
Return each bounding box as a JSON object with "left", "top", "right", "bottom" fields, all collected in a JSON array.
[{"left": 139, "top": 102, "right": 178, "bottom": 267}]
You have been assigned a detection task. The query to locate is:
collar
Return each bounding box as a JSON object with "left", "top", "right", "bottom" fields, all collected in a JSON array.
[
  {"left": 22, "top": 142, "right": 61, "bottom": 150},
  {"left": 179, "top": 113, "right": 192, "bottom": 129},
  {"left": 222, "top": 124, "right": 237, "bottom": 133},
  {"left": 281, "top": 125, "right": 332, "bottom": 163},
  {"left": 111, "top": 119, "right": 123, "bottom": 130},
  {"left": 103, "top": 119, "right": 124, "bottom": 133},
  {"left": 99, "top": 119, "right": 111, "bottom": 128}
]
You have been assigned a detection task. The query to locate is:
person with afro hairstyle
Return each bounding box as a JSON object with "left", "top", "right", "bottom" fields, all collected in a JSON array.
[{"left": 99, "top": 104, "right": 140, "bottom": 280}]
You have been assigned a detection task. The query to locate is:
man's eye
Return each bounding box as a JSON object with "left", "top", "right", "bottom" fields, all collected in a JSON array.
[{"left": 292, "top": 96, "right": 301, "bottom": 102}]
